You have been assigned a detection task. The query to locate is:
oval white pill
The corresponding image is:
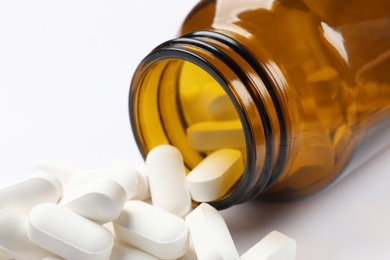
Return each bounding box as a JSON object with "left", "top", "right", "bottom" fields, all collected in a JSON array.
[
  {"left": 111, "top": 159, "right": 150, "bottom": 200},
  {"left": 61, "top": 178, "right": 127, "bottom": 223},
  {"left": 111, "top": 158, "right": 147, "bottom": 172},
  {"left": 186, "top": 120, "right": 245, "bottom": 152},
  {"left": 240, "top": 231, "right": 297, "bottom": 260},
  {"left": 67, "top": 167, "right": 149, "bottom": 200},
  {"left": 113, "top": 200, "right": 189, "bottom": 260},
  {"left": 0, "top": 173, "right": 63, "bottom": 214},
  {"left": 185, "top": 203, "right": 240, "bottom": 260},
  {"left": 110, "top": 242, "right": 160, "bottom": 260},
  {"left": 27, "top": 203, "right": 114, "bottom": 260},
  {"left": 178, "top": 238, "right": 197, "bottom": 260},
  {"left": 33, "top": 157, "right": 88, "bottom": 185},
  {"left": 187, "top": 148, "right": 244, "bottom": 202},
  {"left": 110, "top": 168, "right": 149, "bottom": 200},
  {"left": 0, "top": 208, "right": 50, "bottom": 260},
  {"left": 146, "top": 145, "right": 192, "bottom": 217}
]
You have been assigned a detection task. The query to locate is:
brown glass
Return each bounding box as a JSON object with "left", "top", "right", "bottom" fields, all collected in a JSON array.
[{"left": 129, "top": 0, "right": 390, "bottom": 209}]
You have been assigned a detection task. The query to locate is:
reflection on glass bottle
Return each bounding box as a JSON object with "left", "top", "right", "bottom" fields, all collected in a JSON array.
[{"left": 130, "top": 0, "right": 390, "bottom": 208}]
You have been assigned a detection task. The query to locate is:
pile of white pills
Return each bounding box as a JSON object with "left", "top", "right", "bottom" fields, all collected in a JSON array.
[{"left": 0, "top": 145, "right": 296, "bottom": 260}]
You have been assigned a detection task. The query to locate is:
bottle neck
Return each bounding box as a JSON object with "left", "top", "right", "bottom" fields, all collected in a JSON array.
[{"left": 129, "top": 30, "right": 288, "bottom": 209}]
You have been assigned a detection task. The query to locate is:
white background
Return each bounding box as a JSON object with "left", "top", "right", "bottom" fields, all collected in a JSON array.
[{"left": 0, "top": 1, "right": 390, "bottom": 259}]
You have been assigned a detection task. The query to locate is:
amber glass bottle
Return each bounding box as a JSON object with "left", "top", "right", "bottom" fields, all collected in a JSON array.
[{"left": 129, "top": 0, "right": 390, "bottom": 209}]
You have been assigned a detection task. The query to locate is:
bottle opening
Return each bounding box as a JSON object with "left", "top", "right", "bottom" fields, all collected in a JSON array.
[
  {"left": 130, "top": 57, "right": 248, "bottom": 201},
  {"left": 130, "top": 32, "right": 282, "bottom": 209}
]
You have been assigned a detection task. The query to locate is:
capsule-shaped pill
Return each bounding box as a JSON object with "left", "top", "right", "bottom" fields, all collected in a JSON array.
[
  {"left": 103, "top": 222, "right": 115, "bottom": 235},
  {"left": 110, "top": 242, "right": 160, "bottom": 260},
  {"left": 110, "top": 159, "right": 150, "bottom": 200},
  {"left": 113, "top": 200, "right": 189, "bottom": 260},
  {"left": 185, "top": 203, "right": 240, "bottom": 260},
  {"left": 187, "top": 120, "right": 245, "bottom": 152},
  {"left": 178, "top": 238, "right": 197, "bottom": 260},
  {"left": 27, "top": 203, "right": 114, "bottom": 260},
  {"left": 240, "top": 231, "right": 297, "bottom": 260},
  {"left": 187, "top": 149, "right": 244, "bottom": 202},
  {"left": 0, "top": 172, "right": 63, "bottom": 213},
  {"left": 61, "top": 178, "right": 127, "bottom": 223},
  {"left": 33, "top": 157, "right": 88, "bottom": 185},
  {"left": 0, "top": 208, "right": 51, "bottom": 260},
  {"left": 67, "top": 167, "right": 149, "bottom": 200},
  {"left": 146, "top": 145, "right": 192, "bottom": 217}
]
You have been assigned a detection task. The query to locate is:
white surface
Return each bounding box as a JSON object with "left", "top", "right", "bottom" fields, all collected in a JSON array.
[{"left": 0, "top": 1, "right": 389, "bottom": 259}]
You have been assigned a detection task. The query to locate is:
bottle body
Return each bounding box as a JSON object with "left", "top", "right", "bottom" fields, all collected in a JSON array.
[{"left": 129, "top": 0, "right": 390, "bottom": 208}]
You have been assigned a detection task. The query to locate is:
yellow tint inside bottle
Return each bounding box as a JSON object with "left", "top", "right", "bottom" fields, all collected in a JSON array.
[{"left": 133, "top": 59, "right": 247, "bottom": 198}]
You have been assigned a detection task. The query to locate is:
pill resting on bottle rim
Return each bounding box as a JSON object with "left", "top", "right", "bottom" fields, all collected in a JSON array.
[
  {"left": 186, "top": 148, "right": 244, "bottom": 202},
  {"left": 146, "top": 145, "right": 192, "bottom": 217}
]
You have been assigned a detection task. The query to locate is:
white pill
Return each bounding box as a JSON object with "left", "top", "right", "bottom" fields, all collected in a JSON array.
[
  {"left": 113, "top": 200, "right": 189, "bottom": 259},
  {"left": 33, "top": 157, "right": 88, "bottom": 185},
  {"left": 185, "top": 203, "right": 239, "bottom": 260},
  {"left": 187, "top": 120, "right": 245, "bottom": 152},
  {"left": 103, "top": 222, "right": 115, "bottom": 235},
  {"left": 240, "top": 231, "right": 297, "bottom": 260},
  {"left": 42, "top": 256, "right": 63, "bottom": 260},
  {"left": 187, "top": 149, "right": 244, "bottom": 202},
  {"left": 28, "top": 203, "right": 114, "bottom": 260},
  {"left": 146, "top": 145, "right": 192, "bottom": 217},
  {"left": 61, "top": 178, "right": 127, "bottom": 223},
  {"left": 111, "top": 159, "right": 150, "bottom": 200},
  {"left": 0, "top": 208, "right": 51, "bottom": 260},
  {"left": 67, "top": 167, "right": 149, "bottom": 200},
  {"left": 178, "top": 237, "right": 198, "bottom": 260},
  {"left": 0, "top": 173, "right": 63, "bottom": 214},
  {"left": 111, "top": 158, "right": 147, "bottom": 173},
  {"left": 110, "top": 242, "right": 160, "bottom": 260},
  {"left": 109, "top": 167, "right": 149, "bottom": 200}
]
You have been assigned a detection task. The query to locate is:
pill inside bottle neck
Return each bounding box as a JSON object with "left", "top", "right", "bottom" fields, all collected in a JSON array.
[
  {"left": 130, "top": 52, "right": 272, "bottom": 209},
  {"left": 132, "top": 57, "right": 248, "bottom": 162}
]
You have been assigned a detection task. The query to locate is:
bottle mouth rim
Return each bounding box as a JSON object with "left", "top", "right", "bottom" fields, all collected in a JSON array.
[{"left": 129, "top": 31, "right": 288, "bottom": 209}]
